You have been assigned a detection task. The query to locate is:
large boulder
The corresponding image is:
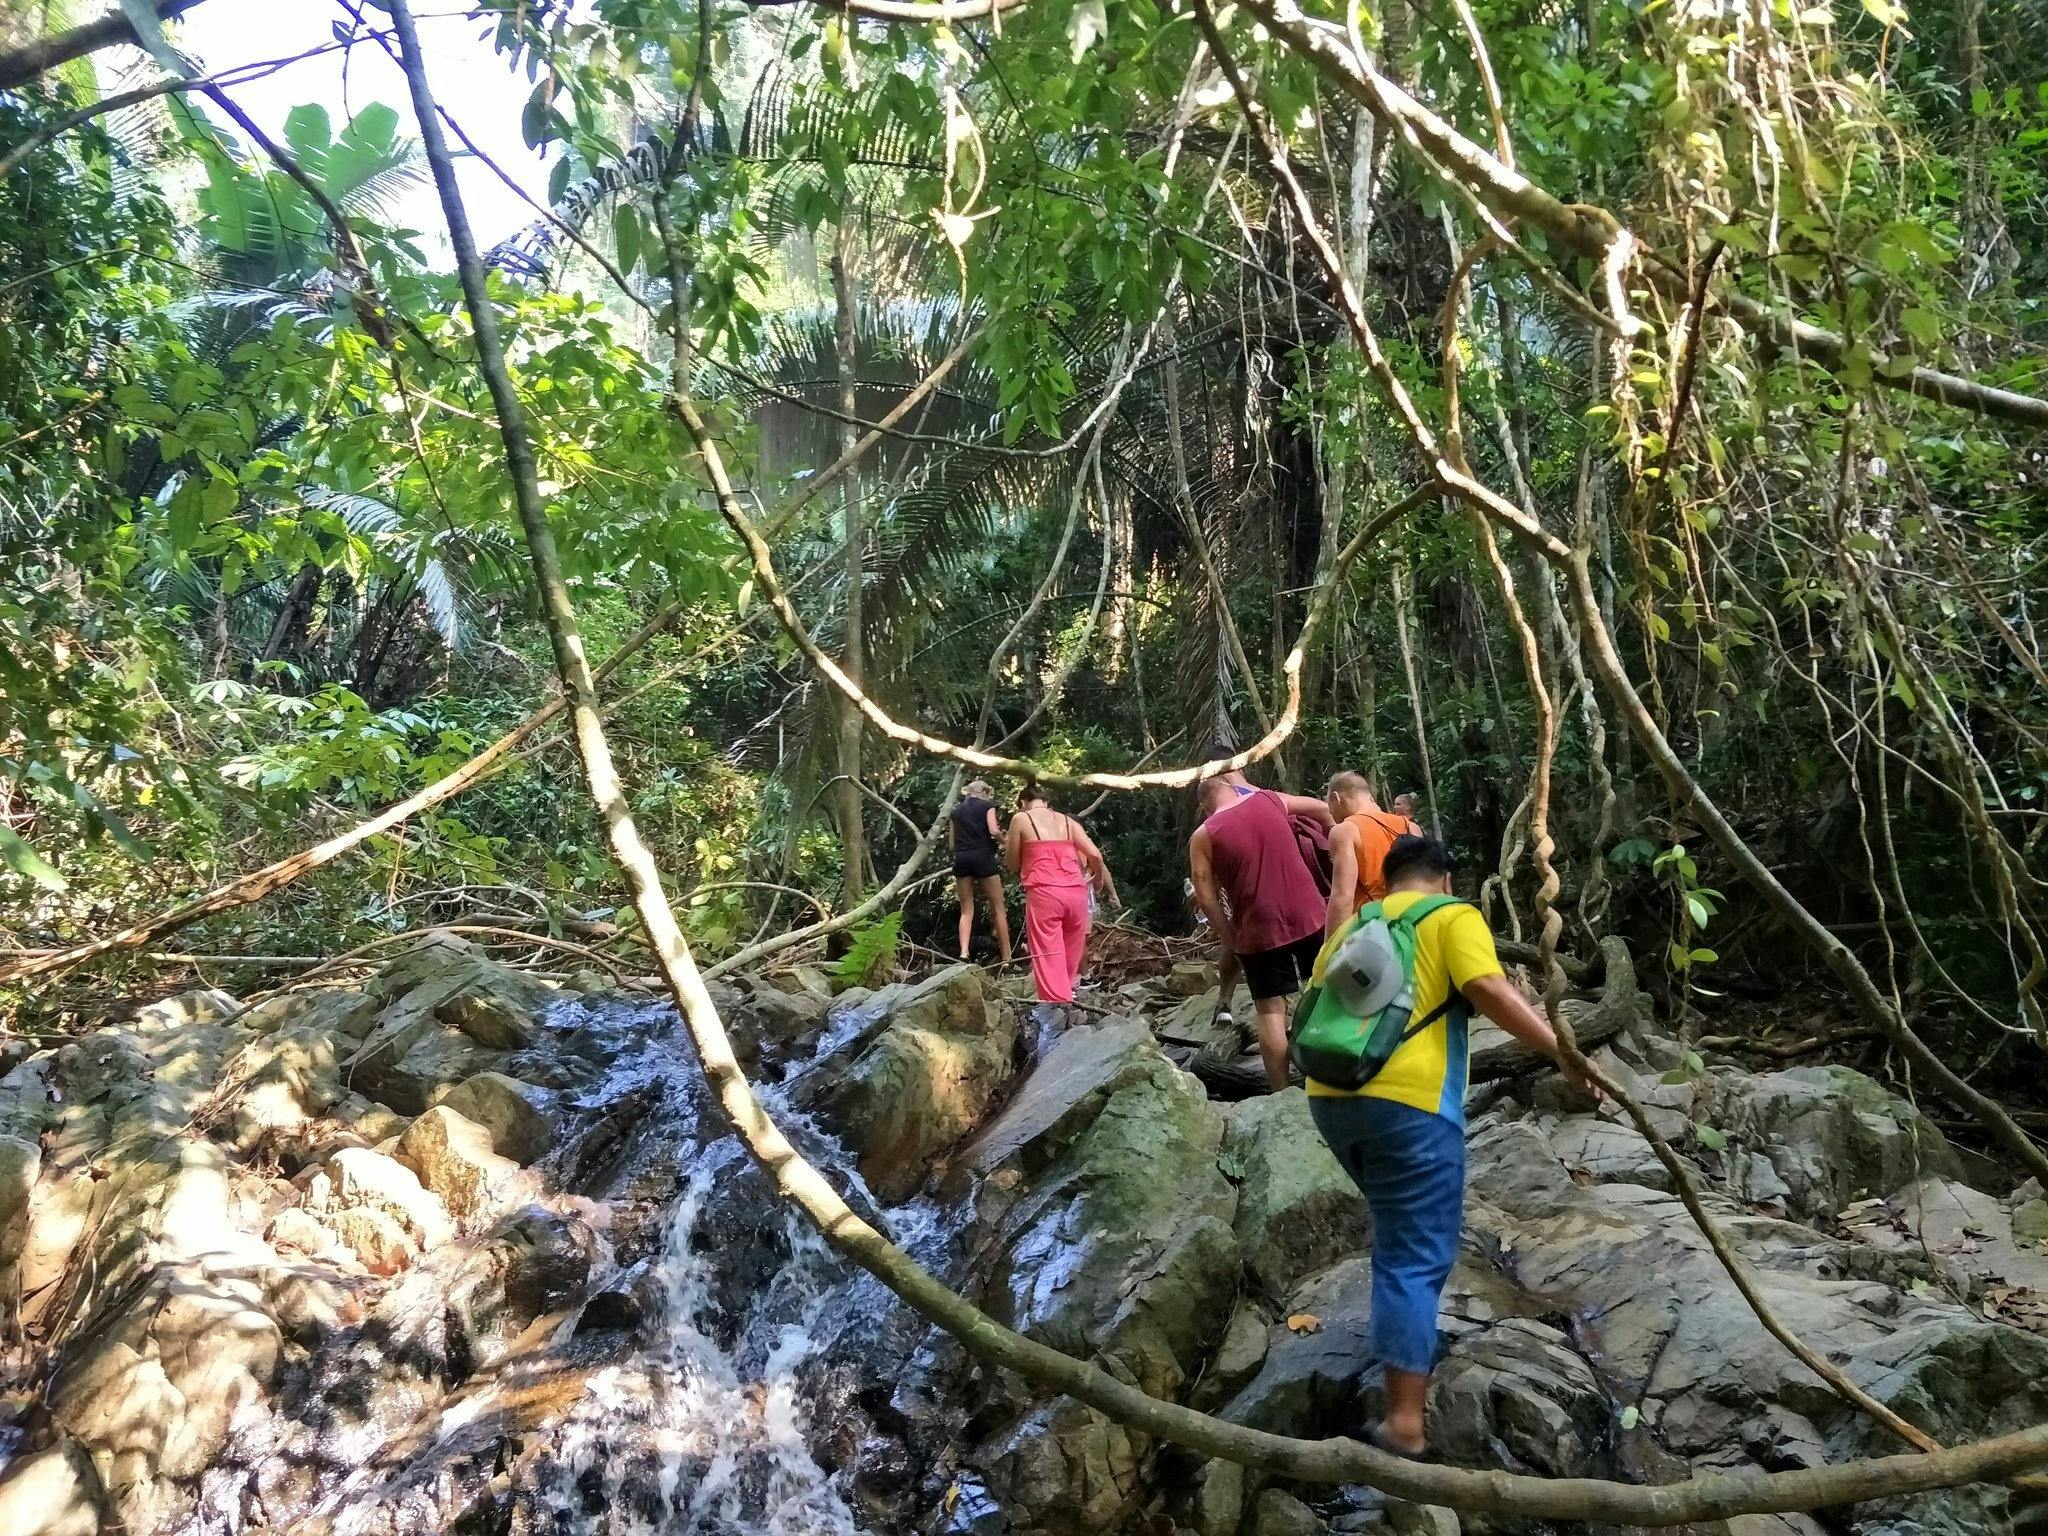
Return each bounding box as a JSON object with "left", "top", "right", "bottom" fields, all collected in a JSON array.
[
  {"left": 975, "top": 1024, "right": 1238, "bottom": 1401},
  {"left": 1695, "top": 1064, "right": 1959, "bottom": 1225},
  {"left": 812, "top": 964, "right": 1016, "bottom": 1203},
  {"left": 1220, "top": 1089, "right": 1370, "bottom": 1298},
  {"left": 394, "top": 1104, "right": 522, "bottom": 1219},
  {"left": 434, "top": 1071, "right": 557, "bottom": 1164},
  {"left": 969, "top": 1397, "right": 1144, "bottom": 1536},
  {"left": 344, "top": 936, "right": 555, "bottom": 1113},
  {"left": 322, "top": 1146, "right": 454, "bottom": 1247}
]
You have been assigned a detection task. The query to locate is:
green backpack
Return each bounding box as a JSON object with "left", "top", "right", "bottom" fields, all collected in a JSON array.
[{"left": 1288, "top": 894, "right": 1470, "bottom": 1090}]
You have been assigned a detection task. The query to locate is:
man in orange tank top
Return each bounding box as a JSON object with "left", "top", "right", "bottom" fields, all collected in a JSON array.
[{"left": 1323, "top": 771, "right": 1418, "bottom": 944}]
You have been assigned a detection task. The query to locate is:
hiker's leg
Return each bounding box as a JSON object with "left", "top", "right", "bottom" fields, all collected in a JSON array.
[
  {"left": 1355, "top": 1100, "right": 1466, "bottom": 1450},
  {"left": 983, "top": 876, "right": 1012, "bottom": 962},
  {"left": 1024, "top": 889, "right": 1073, "bottom": 1004},
  {"left": 1062, "top": 890, "right": 1089, "bottom": 996},
  {"left": 1254, "top": 996, "right": 1290, "bottom": 1090},
  {"left": 956, "top": 878, "right": 976, "bottom": 959}
]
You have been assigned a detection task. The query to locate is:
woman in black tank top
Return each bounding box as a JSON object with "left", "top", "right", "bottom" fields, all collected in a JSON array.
[{"left": 948, "top": 781, "right": 1012, "bottom": 962}]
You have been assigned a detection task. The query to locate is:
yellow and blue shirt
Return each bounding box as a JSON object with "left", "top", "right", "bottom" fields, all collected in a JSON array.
[{"left": 1303, "top": 891, "right": 1502, "bottom": 1124}]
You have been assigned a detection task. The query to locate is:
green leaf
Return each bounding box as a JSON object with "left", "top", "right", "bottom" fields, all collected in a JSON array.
[
  {"left": 1689, "top": 947, "right": 1720, "bottom": 965},
  {"left": 1696, "top": 1124, "right": 1728, "bottom": 1151},
  {"left": 1899, "top": 308, "right": 1941, "bottom": 347},
  {"left": 1620, "top": 1404, "right": 1641, "bottom": 1430},
  {"left": 1670, "top": 940, "right": 1693, "bottom": 969},
  {"left": 1686, "top": 894, "right": 1713, "bottom": 930},
  {"left": 0, "top": 826, "right": 66, "bottom": 891}
]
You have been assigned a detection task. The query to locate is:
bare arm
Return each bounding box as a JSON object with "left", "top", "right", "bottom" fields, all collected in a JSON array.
[
  {"left": 1463, "top": 973, "right": 1596, "bottom": 1094},
  {"left": 1069, "top": 818, "right": 1118, "bottom": 905},
  {"left": 1278, "top": 791, "right": 1335, "bottom": 825},
  {"left": 1325, "top": 822, "right": 1360, "bottom": 945},
  {"left": 985, "top": 806, "right": 1002, "bottom": 844},
  {"left": 1003, "top": 814, "right": 1026, "bottom": 872},
  {"left": 1189, "top": 829, "right": 1236, "bottom": 953}
]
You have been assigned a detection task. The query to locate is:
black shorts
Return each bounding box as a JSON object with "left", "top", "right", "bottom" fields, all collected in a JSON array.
[
  {"left": 953, "top": 851, "right": 1002, "bottom": 881},
  {"left": 1241, "top": 931, "right": 1324, "bottom": 1001}
]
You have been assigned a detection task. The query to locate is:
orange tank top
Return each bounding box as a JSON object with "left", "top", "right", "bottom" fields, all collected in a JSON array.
[{"left": 1345, "top": 811, "right": 1417, "bottom": 912}]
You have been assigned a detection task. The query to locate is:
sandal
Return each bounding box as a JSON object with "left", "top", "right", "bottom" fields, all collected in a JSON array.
[{"left": 1366, "top": 1423, "right": 1428, "bottom": 1461}]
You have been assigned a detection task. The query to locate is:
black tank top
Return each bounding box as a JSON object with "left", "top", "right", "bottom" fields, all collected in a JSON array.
[{"left": 952, "top": 796, "right": 998, "bottom": 858}]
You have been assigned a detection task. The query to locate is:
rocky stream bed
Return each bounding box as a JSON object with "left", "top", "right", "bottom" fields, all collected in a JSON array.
[{"left": 3, "top": 934, "right": 2048, "bottom": 1536}]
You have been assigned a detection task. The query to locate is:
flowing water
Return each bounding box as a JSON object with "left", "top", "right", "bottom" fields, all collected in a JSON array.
[{"left": 161, "top": 990, "right": 964, "bottom": 1536}]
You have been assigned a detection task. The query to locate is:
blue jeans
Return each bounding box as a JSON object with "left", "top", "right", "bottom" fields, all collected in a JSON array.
[{"left": 1308, "top": 1095, "right": 1465, "bottom": 1376}]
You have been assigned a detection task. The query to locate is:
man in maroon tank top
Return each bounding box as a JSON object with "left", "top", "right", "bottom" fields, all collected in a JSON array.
[{"left": 1188, "top": 774, "right": 1335, "bottom": 1090}]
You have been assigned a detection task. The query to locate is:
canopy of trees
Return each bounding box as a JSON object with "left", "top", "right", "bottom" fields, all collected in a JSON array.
[{"left": 3, "top": 0, "right": 2047, "bottom": 1515}]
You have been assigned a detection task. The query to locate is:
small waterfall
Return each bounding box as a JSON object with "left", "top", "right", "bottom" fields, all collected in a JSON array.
[{"left": 521, "top": 1012, "right": 928, "bottom": 1536}]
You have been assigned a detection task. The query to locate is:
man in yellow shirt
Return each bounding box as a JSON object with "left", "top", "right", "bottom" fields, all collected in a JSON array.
[{"left": 1305, "top": 833, "right": 1593, "bottom": 1458}]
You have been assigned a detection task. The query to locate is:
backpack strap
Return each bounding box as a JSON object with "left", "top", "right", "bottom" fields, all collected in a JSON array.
[{"left": 1387, "top": 895, "right": 1474, "bottom": 1033}]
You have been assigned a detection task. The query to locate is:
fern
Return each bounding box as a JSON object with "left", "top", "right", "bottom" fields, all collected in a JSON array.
[{"left": 834, "top": 911, "right": 903, "bottom": 990}]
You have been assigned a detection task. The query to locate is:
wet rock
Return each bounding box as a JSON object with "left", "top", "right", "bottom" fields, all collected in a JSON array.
[
  {"left": 1253, "top": 1488, "right": 1324, "bottom": 1536},
  {"left": 444, "top": 1205, "right": 595, "bottom": 1366},
  {"left": 394, "top": 1105, "right": 521, "bottom": 1219},
  {"left": 0, "top": 1437, "right": 104, "bottom": 1536},
  {"left": 1221, "top": 1089, "right": 1370, "bottom": 1298},
  {"left": 435, "top": 1071, "right": 557, "bottom": 1164},
  {"left": 1429, "top": 1317, "right": 1606, "bottom": 1478},
  {"left": 979, "top": 1027, "right": 1237, "bottom": 1400},
  {"left": 971, "top": 1397, "right": 1142, "bottom": 1536},
  {"left": 814, "top": 964, "right": 1016, "bottom": 1203},
  {"left": 327, "top": 1146, "right": 454, "bottom": 1246}
]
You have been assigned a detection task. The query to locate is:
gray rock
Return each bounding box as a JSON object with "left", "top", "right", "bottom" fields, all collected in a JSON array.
[
  {"left": 1188, "top": 1457, "right": 1246, "bottom": 1536},
  {"left": 1695, "top": 1064, "right": 1958, "bottom": 1225},
  {"left": 1192, "top": 1302, "right": 1271, "bottom": 1412},
  {"left": 1252, "top": 1488, "right": 1323, "bottom": 1536},
  {"left": 1543, "top": 1114, "right": 1674, "bottom": 1192},
  {"left": 964, "top": 1019, "right": 1157, "bottom": 1178},
  {"left": 0, "top": 1131, "right": 40, "bottom": 1271},
  {"left": 813, "top": 964, "right": 1015, "bottom": 1203},
  {"left": 2014, "top": 1198, "right": 2048, "bottom": 1243},
  {"left": 1385, "top": 1502, "right": 1459, "bottom": 1536},
  {"left": 979, "top": 1030, "right": 1237, "bottom": 1400},
  {"left": 1222, "top": 1089, "right": 1370, "bottom": 1298},
  {"left": 345, "top": 937, "right": 555, "bottom": 1111},
  {"left": 971, "top": 1397, "right": 1142, "bottom": 1536},
  {"left": 1429, "top": 1317, "right": 1606, "bottom": 1478}
]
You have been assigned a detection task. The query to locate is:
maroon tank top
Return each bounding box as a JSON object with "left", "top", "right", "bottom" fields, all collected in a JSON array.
[{"left": 1203, "top": 790, "right": 1325, "bottom": 954}]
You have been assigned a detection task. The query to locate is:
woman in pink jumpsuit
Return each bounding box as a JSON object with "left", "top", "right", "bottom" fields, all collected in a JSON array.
[{"left": 1003, "top": 785, "right": 1119, "bottom": 1014}]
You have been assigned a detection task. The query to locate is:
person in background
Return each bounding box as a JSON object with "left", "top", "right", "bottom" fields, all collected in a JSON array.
[
  {"left": 1305, "top": 833, "right": 1595, "bottom": 1458},
  {"left": 1188, "top": 774, "right": 1334, "bottom": 1090},
  {"left": 1192, "top": 739, "right": 1261, "bottom": 1033},
  {"left": 1005, "top": 785, "right": 1118, "bottom": 1036},
  {"left": 1392, "top": 791, "right": 1418, "bottom": 820},
  {"left": 947, "top": 780, "right": 1012, "bottom": 964},
  {"left": 1324, "top": 771, "right": 1419, "bottom": 944}
]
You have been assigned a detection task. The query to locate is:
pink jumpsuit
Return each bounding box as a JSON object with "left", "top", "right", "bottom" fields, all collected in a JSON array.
[{"left": 1019, "top": 816, "right": 1091, "bottom": 1005}]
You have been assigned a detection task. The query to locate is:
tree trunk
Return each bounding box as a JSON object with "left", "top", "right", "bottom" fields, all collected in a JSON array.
[{"left": 829, "top": 219, "right": 867, "bottom": 906}]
